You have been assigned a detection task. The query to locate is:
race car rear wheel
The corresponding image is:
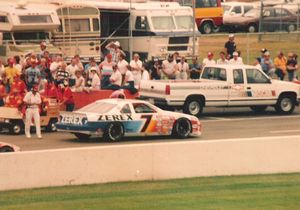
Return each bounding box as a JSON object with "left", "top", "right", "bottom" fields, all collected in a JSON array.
[
  {"left": 275, "top": 95, "right": 295, "bottom": 114},
  {"left": 250, "top": 105, "right": 268, "bottom": 113},
  {"left": 103, "top": 122, "right": 124, "bottom": 142},
  {"left": 183, "top": 98, "right": 203, "bottom": 117},
  {"left": 74, "top": 133, "right": 91, "bottom": 141},
  {"left": 0, "top": 146, "right": 14, "bottom": 153},
  {"left": 172, "top": 118, "right": 192, "bottom": 139}
]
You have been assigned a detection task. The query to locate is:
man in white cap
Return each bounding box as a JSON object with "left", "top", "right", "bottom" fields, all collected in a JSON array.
[
  {"left": 129, "top": 53, "right": 143, "bottom": 88},
  {"left": 229, "top": 52, "right": 243, "bottom": 65},
  {"left": 202, "top": 52, "right": 216, "bottom": 67},
  {"left": 105, "top": 41, "right": 124, "bottom": 63},
  {"left": 224, "top": 34, "right": 237, "bottom": 58}
]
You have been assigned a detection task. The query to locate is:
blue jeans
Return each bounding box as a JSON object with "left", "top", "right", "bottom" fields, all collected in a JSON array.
[
  {"left": 287, "top": 70, "right": 295, "bottom": 81},
  {"left": 275, "top": 69, "right": 285, "bottom": 80}
]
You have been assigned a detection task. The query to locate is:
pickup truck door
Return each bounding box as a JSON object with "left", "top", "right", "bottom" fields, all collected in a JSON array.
[
  {"left": 201, "top": 67, "right": 230, "bottom": 106},
  {"left": 229, "top": 68, "right": 277, "bottom": 106}
]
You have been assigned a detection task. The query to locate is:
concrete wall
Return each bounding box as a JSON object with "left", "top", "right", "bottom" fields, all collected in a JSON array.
[{"left": 1, "top": 135, "right": 300, "bottom": 191}]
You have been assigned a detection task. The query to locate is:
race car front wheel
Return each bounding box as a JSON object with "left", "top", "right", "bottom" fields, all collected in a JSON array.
[
  {"left": 172, "top": 118, "right": 192, "bottom": 139},
  {"left": 103, "top": 122, "right": 124, "bottom": 142},
  {"left": 0, "top": 146, "right": 14, "bottom": 153}
]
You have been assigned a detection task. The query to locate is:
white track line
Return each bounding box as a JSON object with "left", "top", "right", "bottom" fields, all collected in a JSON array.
[
  {"left": 270, "top": 129, "right": 300, "bottom": 134},
  {"left": 14, "top": 134, "right": 300, "bottom": 154}
]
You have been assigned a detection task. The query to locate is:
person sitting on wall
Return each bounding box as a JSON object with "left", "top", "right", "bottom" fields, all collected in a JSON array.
[{"left": 106, "top": 65, "right": 122, "bottom": 90}]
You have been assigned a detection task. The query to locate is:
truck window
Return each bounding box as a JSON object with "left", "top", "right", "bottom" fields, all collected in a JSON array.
[
  {"left": 175, "top": 16, "right": 193, "bottom": 30},
  {"left": 246, "top": 69, "right": 269, "bottom": 84},
  {"left": 196, "top": 0, "right": 217, "bottom": 8},
  {"left": 135, "top": 16, "right": 149, "bottom": 30},
  {"left": 202, "top": 67, "right": 227, "bottom": 81},
  {"left": 64, "top": 19, "right": 90, "bottom": 32},
  {"left": 244, "top": 6, "right": 254, "bottom": 13},
  {"left": 232, "top": 6, "right": 242, "bottom": 14},
  {"left": 233, "top": 69, "right": 244, "bottom": 84},
  {"left": 0, "top": 16, "right": 8, "bottom": 23},
  {"left": 151, "top": 16, "right": 175, "bottom": 30}
]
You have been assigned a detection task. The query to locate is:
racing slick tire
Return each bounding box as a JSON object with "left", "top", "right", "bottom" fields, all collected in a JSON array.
[
  {"left": 45, "top": 119, "right": 58, "bottom": 132},
  {"left": 275, "top": 95, "right": 295, "bottom": 115},
  {"left": 250, "top": 105, "right": 268, "bottom": 113},
  {"left": 9, "top": 123, "right": 23, "bottom": 135},
  {"left": 0, "top": 146, "right": 14, "bottom": 153},
  {"left": 74, "top": 133, "right": 91, "bottom": 141},
  {"left": 172, "top": 118, "right": 192, "bottom": 139},
  {"left": 183, "top": 98, "right": 203, "bottom": 117},
  {"left": 103, "top": 122, "right": 125, "bottom": 142}
]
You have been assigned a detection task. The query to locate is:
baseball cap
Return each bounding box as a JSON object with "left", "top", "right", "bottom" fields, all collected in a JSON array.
[
  {"left": 264, "top": 51, "right": 270, "bottom": 56},
  {"left": 229, "top": 34, "right": 235, "bottom": 38},
  {"left": 90, "top": 67, "right": 97, "bottom": 72},
  {"left": 7, "top": 58, "right": 14, "bottom": 64},
  {"left": 106, "top": 54, "right": 112, "bottom": 59},
  {"left": 207, "top": 52, "right": 214, "bottom": 57},
  {"left": 233, "top": 52, "right": 239, "bottom": 56}
]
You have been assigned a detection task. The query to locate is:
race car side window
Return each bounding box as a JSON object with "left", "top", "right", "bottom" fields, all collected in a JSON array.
[
  {"left": 120, "top": 104, "right": 131, "bottom": 114},
  {"left": 246, "top": 69, "right": 269, "bottom": 84},
  {"left": 233, "top": 69, "right": 244, "bottom": 84},
  {"left": 133, "top": 103, "right": 156, "bottom": 114}
]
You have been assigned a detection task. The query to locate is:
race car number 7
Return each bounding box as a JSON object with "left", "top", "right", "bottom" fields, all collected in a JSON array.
[{"left": 141, "top": 115, "right": 152, "bottom": 132}]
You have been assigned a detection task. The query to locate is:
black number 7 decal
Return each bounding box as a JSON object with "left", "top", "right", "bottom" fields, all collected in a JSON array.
[{"left": 141, "top": 115, "right": 152, "bottom": 132}]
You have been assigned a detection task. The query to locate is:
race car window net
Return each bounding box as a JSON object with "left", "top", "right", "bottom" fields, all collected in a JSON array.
[
  {"left": 79, "top": 102, "right": 117, "bottom": 114},
  {"left": 133, "top": 103, "right": 156, "bottom": 114}
]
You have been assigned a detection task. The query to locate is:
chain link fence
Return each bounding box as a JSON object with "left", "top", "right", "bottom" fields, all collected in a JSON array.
[{"left": 198, "top": 32, "right": 300, "bottom": 65}]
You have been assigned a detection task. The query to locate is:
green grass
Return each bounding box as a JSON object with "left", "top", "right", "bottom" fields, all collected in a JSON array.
[{"left": 1, "top": 173, "right": 300, "bottom": 210}]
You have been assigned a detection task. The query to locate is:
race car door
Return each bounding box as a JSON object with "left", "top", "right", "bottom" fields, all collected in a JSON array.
[{"left": 131, "top": 102, "right": 158, "bottom": 134}]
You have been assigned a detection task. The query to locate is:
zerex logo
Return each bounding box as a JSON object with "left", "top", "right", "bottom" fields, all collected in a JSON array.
[
  {"left": 98, "top": 114, "right": 133, "bottom": 121},
  {"left": 61, "top": 115, "right": 87, "bottom": 125}
]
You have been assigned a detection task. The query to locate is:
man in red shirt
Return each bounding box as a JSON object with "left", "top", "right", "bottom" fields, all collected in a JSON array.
[
  {"left": 60, "top": 81, "right": 75, "bottom": 111},
  {"left": 10, "top": 75, "right": 26, "bottom": 96},
  {"left": 0, "top": 78, "right": 7, "bottom": 106},
  {"left": 5, "top": 88, "right": 23, "bottom": 109}
]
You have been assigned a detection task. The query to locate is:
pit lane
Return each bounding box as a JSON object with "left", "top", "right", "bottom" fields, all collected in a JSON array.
[{"left": 1, "top": 106, "right": 300, "bottom": 151}]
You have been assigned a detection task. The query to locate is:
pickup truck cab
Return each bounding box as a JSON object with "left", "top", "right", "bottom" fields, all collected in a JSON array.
[{"left": 139, "top": 64, "right": 300, "bottom": 117}]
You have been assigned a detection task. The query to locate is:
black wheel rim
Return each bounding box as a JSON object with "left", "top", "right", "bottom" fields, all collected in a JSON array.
[
  {"left": 177, "top": 120, "right": 191, "bottom": 136},
  {"left": 109, "top": 124, "right": 123, "bottom": 140}
]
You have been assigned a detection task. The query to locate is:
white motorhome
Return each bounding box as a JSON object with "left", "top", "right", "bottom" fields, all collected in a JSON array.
[
  {"left": 0, "top": 0, "right": 101, "bottom": 63},
  {"left": 87, "top": 0, "right": 199, "bottom": 61},
  {"left": 0, "top": 1, "right": 61, "bottom": 63}
]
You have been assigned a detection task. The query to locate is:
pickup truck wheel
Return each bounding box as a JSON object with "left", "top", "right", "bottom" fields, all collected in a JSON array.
[
  {"left": 275, "top": 95, "right": 295, "bottom": 114},
  {"left": 74, "top": 133, "right": 91, "bottom": 141},
  {"left": 200, "top": 22, "right": 213, "bottom": 34},
  {"left": 183, "top": 99, "right": 203, "bottom": 117},
  {"left": 250, "top": 106, "right": 268, "bottom": 113},
  {"left": 172, "top": 118, "right": 192, "bottom": 139},
  {"left": 103, "top": 122, "right": 124, "bottom": 142},
  {"left": 9, "top": 123, "right": 22, "bottom": 135},
  {"left": 0, "top": 146, "right": 14, "bottom": 153}
]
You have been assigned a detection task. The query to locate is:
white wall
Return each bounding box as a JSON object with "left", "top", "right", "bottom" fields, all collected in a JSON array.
[{"left": 1, "top": 136, "right": 300, "bottom": 191}]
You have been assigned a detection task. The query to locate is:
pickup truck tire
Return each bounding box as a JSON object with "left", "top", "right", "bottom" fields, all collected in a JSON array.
[
  {"left": 250, "top": 106, "right": 268, "bottom": 113},
  {"left": 200, "top": 22, "right": 213, "bottom": 34},
  {"left": 275, "top": 95, "right": 295, "bottom": 114},
  {"left": 74, "top": 133, "right": 91, "bottom": 141},
  {"left": 172, "top": 118, "right": 192, "bottom": 139},
  {"left": 103, "top": 122, "right": 124, "bottom": 142},
  {"left": 183, "top": 98, "right": 203, "bottom": 117}
]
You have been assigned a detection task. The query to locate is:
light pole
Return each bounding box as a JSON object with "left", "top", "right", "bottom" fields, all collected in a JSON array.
[{"left": 193, "top": 0, "right": 196, "bottom": 56}]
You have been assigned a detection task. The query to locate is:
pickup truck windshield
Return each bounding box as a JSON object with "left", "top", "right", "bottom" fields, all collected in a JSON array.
[{"left": 202, "top": 67, "right": 227, "bottom": 81}]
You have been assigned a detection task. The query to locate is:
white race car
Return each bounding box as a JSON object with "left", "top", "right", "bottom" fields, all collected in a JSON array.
[{"left": 56, "top": 99, "right": 202, "bottom": 141}]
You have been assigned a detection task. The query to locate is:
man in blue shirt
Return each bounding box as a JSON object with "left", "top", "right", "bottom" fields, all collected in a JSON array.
[{"left": 25, "top": 58, "right": 41, "bottom": 90}]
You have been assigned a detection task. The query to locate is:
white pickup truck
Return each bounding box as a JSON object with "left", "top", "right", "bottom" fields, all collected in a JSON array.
[{"left": 139, "top": 64, "right": 300, "bottom": 117}]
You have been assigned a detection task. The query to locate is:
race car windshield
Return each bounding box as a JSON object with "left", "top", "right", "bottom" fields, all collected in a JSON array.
[{"left": 79, "top": 102, "right": 117, "bottom": 114}]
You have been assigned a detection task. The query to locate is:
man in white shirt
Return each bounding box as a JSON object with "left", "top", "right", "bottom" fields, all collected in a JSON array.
[
  {"left": 23, "top": 85, "right": 42, "bottom": 139},
  {"left": 176, "top": 56, "right": 189, "bottom": 80},
  {"left": 229, "top": 52, "right": 244, "bottom": 65},
  {"left": 108, "top": 65, "right": 122, "bottom": 90},
  {"left": 50, "top": 55, "right": 63, "bottom": 79},
  {"left": 217, "top": 51, "right": 229, "bottom": 65},
  {"left": 202, "top": 52, "right": 216, "bottom": 67},
  {"left": 122, "top": 67, "right": 137, "bottom": 94},
  {"left": 66, "top": 58, "right": 81, "bottom": 79},
  {"left": 89, "top": 68, "right": 100, "bottom": 91},
  {"left": 117, "top": 53, "right": 129, "bottom": 84},
  {"left": 129, "top": 53, "right": 143, "bottom": 88},
  {"left": 162, "top": 54, "right": 178, "bottom": 80}
]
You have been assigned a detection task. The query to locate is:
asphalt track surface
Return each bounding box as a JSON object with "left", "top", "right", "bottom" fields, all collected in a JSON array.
[{"left": 1, "top": 106, "right": 300, "bottom": 151}]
